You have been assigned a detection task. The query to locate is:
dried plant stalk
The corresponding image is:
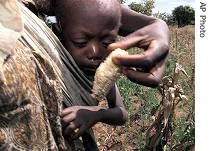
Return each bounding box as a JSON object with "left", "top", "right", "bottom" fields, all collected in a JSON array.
[
  {"left": 145, "top": 63, "right": 189, "bottom": 150},
  {"left": 91, "top": 48, "right": 128, "bottom": 101}
]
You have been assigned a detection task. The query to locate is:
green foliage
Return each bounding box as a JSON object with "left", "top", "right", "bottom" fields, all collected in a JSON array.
[
  {"left": 153, "top": 5, "right": 195, "bottom": 27},
  {"left": 153, "top": 12, "right": 176, "bottom": 25},
  {"left": 119, "top": 0, "right": 126, "bottom": 4},
  {"left": 172, "top": 5, "right": 195, "bottom": 27},
  {"left": 128, "top": 2, "right": 143, "bottom": 13},
  {"left": 117, "top": 76, "right": 141, "bottom": 110},
  {"left": 128, "top": 0, "right": 155, "bottom": 16}
]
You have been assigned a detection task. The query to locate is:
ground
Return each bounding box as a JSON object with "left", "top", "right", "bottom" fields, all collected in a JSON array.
[{"left": 93, "top": 100, "right": 143, "bottom": 151}]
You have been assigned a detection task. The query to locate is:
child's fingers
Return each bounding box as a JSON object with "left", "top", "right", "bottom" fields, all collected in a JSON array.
[
  {"left": 63, "top": 121, "right": 79, "bottom": 137},
  {"left": 61, "top": 113, "right": 76, "bottom": 127},
  {"left": 61, "top": 107, "right": 74, "bottom": 117},
  {"left": 72, "top": 125, "right": 86, "bottom": 139}
]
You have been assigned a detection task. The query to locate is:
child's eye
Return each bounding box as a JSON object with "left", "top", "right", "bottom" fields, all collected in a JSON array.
[{"left": 72, "top": 41, "right": 88, "bottom": 48}]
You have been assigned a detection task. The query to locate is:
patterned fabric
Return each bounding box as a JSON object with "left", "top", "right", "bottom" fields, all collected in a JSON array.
[
  {"left": 0, "top": 1, "right": 66, "bottom": 150},
  {"left": 0, "top": 40, "right": 65, "bottom": 151},
  {"left": 0, "top": 0, "right": 99, "bottom": 150}
]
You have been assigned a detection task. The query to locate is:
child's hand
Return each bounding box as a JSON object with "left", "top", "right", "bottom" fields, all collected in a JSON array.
[{"left": 61, "top": 106, "right": 101, "bottom": 139}]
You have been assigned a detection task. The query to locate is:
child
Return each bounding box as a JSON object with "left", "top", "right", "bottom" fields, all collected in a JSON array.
[
  {"left": 23, "top": 0, "right": 169, "bottom": 88},
  {"left": 54, "top": 0, "right": 128, "bottom": 150}
]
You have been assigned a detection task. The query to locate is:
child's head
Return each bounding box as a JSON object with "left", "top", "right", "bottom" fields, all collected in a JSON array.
[{"left": 55, "top": 0, "right": 121, "bottom": 79}]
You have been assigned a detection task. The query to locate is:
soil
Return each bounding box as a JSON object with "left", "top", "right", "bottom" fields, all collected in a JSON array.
[{"left": 93, "top": 100, "right": 144, "bottom": 151}]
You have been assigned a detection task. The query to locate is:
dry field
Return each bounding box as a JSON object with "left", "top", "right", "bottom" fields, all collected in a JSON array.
[{"left": 93, "top": 25, "right": 195, "bottom": 151}]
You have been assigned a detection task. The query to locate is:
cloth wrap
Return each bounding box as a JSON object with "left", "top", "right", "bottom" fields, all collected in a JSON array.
[{"left": 0, "top": 0, "right": 99, "bottom": 150}]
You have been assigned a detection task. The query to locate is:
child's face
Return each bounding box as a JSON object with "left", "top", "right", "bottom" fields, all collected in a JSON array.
[{"left": 62, "top": 7, "right": 121, "bottom": 79}]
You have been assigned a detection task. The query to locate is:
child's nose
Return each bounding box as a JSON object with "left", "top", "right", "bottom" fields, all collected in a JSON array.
[
  {"left": 88, "top": 44, "right": 103, "bottom": 60},
  {"left": 92, "top": 45, "right": 97, "bottom": 55}
]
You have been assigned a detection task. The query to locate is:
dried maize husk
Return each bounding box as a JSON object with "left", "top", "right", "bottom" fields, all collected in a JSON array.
[{"left": 91, "top": 48, "right": 128, "bottom": 101}]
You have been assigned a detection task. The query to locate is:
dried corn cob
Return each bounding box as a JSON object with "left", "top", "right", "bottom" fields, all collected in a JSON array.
[{"left": 91, "top": 48, "right": 128, "bottom": 101}]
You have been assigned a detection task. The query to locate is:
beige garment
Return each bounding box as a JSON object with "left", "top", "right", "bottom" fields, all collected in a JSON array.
[
  {"left": 0, "top": 0, "right": 100, "bottom": 150},
  {"left": 0, "top": 0, "right": 68, "bottom": 150}
]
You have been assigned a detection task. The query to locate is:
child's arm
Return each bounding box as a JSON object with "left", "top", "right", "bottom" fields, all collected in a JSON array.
[
  {"left": 99, "top": 83, "right": 128, "bottom": 125},
  {"left": 61, "top": 84, "right": 128, "bottom": 139}
]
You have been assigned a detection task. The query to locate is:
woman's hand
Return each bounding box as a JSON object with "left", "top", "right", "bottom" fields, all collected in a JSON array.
[
  {"left": 61, "top": 106, "right": 101, "bottom": 139},
  {"left": 108, "top": 6, "right": 169, "bottom": 88}
]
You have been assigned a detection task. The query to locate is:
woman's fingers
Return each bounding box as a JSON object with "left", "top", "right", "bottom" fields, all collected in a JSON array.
[
  {"left": 108, "top": 35, "right": 146, "bottom": 50},
  {"left": 111, "top": 40, "right": 168, "bottom": 70},
  {"left": 123, "top": 60, "right": 166, "bottom": 88}
]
